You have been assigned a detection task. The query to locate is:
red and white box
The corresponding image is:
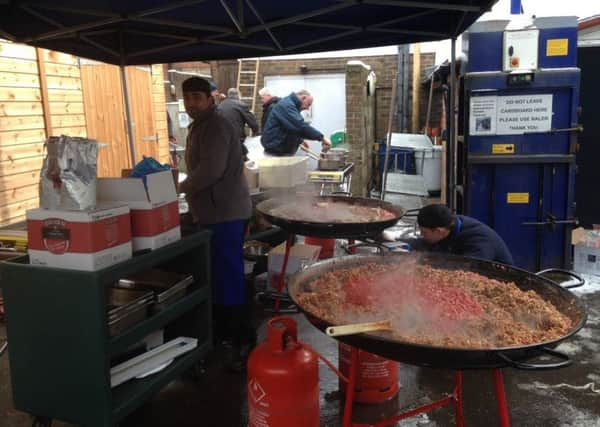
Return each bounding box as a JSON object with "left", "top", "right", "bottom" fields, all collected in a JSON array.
[
  {"left": 27, "top": 205, "right": 132, "bottom": 271},
  {"left": 98, "top": 170, "right": 181, "bottom": 252}
]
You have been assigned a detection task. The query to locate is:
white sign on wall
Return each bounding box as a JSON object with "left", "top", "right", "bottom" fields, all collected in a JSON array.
[
  {"left": 469, "top": 96, "right": 497, "bottom": 135},
  {"left": 470, "top": 94, "right": 553, "bottom": 136}
]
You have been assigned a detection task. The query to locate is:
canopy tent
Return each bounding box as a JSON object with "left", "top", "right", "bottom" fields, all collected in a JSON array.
[
  {"left": 0, "top": 0, "right": 498, "bottom": 202},
  {"left": 1, "top": 1, "right": 496, "bottom": 65}
]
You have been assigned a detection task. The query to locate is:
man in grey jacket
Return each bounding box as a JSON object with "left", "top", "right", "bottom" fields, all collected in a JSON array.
[
  {"left": 217, "top": 88, "right": 258, "bottom": 159},
  {"left": 179, "top": 77, "right": 254, "bottom": 371}
]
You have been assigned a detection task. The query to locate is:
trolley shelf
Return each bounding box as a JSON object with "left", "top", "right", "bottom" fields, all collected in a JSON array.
[
  {"left": 108, "top": 285, "right": 210, "bottom": 356},
  {"left": 1, "top": 229, "right": 213, "bottom": 427},
  {"left": 111, "top": 343, "right": 209, "bottom": 423}
]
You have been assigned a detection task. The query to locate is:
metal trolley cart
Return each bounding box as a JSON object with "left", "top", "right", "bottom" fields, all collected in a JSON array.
[{"left": 1, "top": 230, "right": 213, "bottom": 427}]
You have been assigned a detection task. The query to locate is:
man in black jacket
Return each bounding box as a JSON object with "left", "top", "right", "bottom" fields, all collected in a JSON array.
[
  {"left": 217, "top": 88, "right": 258, "bottom": 159},
  {"left": 414, "top": 204, "right": 514, "bottom": 265}
]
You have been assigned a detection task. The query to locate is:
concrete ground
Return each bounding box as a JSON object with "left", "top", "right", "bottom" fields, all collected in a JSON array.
[{"left": 1, "top": 274, "right": 599, "bottom": 427}]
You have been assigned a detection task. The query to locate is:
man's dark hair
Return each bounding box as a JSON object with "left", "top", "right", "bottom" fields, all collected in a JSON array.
[
  {"left": 417, "top": 204, "right": 454, "bottom": 228},
  {"left": 182, "top": 77, "right": 211, "bottom": 96}
]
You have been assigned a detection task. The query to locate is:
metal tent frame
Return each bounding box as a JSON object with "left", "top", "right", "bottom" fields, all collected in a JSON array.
[{"left": 0, "top": 0, "right": 497, "bottom": 190}]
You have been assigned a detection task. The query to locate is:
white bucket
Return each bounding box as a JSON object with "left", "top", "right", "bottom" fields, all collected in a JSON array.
[{"left": 414, "top": 146, "right": 442, "bottom": 193}]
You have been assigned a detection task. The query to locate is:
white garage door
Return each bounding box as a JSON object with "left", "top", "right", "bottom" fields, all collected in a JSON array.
[{"left": 264, "top": 74, "right": 346, "bottom": 140}]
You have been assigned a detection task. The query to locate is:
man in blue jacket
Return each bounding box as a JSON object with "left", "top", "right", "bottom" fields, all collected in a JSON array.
[
  {"left": 415, "top": 204, "right": 514, "bottom": 265},
  {"left": 261, "top": 89, "right": 331, "bottom": 155}
]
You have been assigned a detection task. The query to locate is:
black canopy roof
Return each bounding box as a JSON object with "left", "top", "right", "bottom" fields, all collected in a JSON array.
[{"left": 0, "top": 1, "right": 497, "bottom": 65}]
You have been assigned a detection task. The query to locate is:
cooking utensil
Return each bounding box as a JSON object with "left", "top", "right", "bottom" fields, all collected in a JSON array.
[
  {"left": 299, "top": 145, "right": 321, "bottom": 160},
  {"left": 288, "top": 253, "right": 586, "bottom": 370},
  {"left": 256, "top": 195, "right": 405, "bottom": 239},
  {"left": 326, "top": 320, "right": 393, "bottom": 337}
]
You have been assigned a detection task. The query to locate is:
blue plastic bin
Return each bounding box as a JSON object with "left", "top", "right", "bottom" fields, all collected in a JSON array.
[{"left": 378, "top": 141, "right": 416, "bottom": 176}]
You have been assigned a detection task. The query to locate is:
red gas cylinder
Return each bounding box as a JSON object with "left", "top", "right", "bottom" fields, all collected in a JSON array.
[
  {"left": 338, "top": 342, "right": 400, "bottom": 404},
  {"left": 247, "top": 317, "right": 319, "bottom": 427},
  {"left": 303, "top": 236, "right": 335, "bottom": 259}
]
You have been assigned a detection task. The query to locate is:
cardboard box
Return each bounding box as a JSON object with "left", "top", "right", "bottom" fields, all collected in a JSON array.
[
  {"left": 267, "top": 242, "right": 321, "bottom": 292},
  {"left": 27, "top": 205, "right": 132, "bottom": 271},
  {"left": 98, "top": 170, "right": 181, "bottom": 251},
  {"left": 572, "top": 227, "right": 600, "bottom": 275}
]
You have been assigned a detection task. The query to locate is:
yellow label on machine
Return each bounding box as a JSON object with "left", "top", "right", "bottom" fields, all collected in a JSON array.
[
  {"left": 546, "top": 39, "right": 568, "bottom": 56},
  {"left": 492, "top": 144, "right": 515, "bottom": 154},
  {"left": 507, "top": 193, "right": 530, "bottom": 204}
]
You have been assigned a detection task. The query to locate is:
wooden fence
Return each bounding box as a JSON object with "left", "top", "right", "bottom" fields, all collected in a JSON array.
[{"left": 0, "top": 40, "right": 169, "bottom": 226}]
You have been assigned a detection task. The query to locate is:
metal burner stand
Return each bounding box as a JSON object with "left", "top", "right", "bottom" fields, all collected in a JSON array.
[{"left": 340, "top": 347, "right": 511, "bottom": 427}]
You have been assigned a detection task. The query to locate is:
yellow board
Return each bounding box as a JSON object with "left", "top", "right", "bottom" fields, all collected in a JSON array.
[
  {"left": 546, "top": 39, "right": 568, "bottom": 57},
  {"left": 507, "top": 193, "right": 530, "bottom": 204},
  {"left": 492, "top": 144, "right": 515, "bottom": 154}
]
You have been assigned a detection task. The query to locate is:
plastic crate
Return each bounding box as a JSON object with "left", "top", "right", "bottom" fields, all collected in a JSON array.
[
  {"left": 257, "top": 156, "right": 308, "bottom": 189},
  {"left": 378, "top": 142, "right": 416, "bottom": 175}
]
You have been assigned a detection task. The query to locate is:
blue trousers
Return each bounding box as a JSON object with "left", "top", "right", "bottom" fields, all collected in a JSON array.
[{"left": 204, "top": 220, "right": 246, "bottom": 306}]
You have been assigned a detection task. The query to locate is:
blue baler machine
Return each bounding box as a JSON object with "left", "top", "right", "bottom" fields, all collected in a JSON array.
[{"left": 461, "top": 17, "right": 580, "bottom": 271}]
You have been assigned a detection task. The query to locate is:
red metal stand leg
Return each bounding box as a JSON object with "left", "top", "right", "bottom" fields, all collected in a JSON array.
[
  {"left": 454, "top": 371, "right": 465, "bottom": 427},
  {"left": 493, "top": 369, "right": 511, "bottom": 427},
  {"left": 342, "top": 347, "right": 359, "bottom": 427},
  {"left": 274, "top": 234, "right": 294, "bottom": 312}
]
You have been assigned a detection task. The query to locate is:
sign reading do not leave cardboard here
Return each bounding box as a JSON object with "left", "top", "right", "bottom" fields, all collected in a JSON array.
[{"left": 469, "top": 94, "right": 553, "bottom": 136}]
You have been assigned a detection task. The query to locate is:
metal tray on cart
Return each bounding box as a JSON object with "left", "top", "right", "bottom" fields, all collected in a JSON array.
[
  {"left": 107, "top": 288, "right": 154, "bottom": 337},
  {"left": 116, "top": 269, "right": 194, "bottom": 313}
]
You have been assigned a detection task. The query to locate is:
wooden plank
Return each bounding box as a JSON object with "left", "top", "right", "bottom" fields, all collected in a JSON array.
[
  {"left": 0, "top": 42, "right": 37, "bottom": 60},
  {"left": 0, "top": 101, "right": 43, "bottom": 116},
  {"left": 0, "top": 213, "right": 26, "bottom": 227},
  {"left": 0, "top": 57, "right": 38, "bottom": 74},
  {"left": 0, "top": 71, "right": 40, "bottom": 88},
  {"left": 46, "top": 76, "right": 82, "bottom": 90},
  {"left": 0, "top": 169, "right": 39, "bottom": 190},
  {"left": 48, "top": 102, "right": 84, "bottom": 115},
  {"left": 127, "top": 66, "right": 158, "bottom": 162},
  {"left": 153, "top": 102, "right": 167, "bottom": 114},
  {"left": 0, "top": 197, "right": 39, "bottom": 224},
  {"left": 0, "top": 115, "right": 45, "bottom": 131},
  {"left": 0, "top": 183, "right": 38, "bottom": 206},
  {"left": 50, "top": 126, "right": 87, "bottom": 137},
  {"left": 36, "top": 48, "right": 53, "bottom": 137},
  {"left": 44, "top": 62, "right": 81, "bottom": 78},
  {"left": 80, "top": 63, "right": 130, "bottom": 177},
  {"left": 0, "top": 129, "right": 46, "bottom": 146},
  {"left": 0, "top": 87, "right": 42, "bottom": 102},
  {"left": 0, "top": 156, "right": 44, "bottom": 176},
  {"left": 47, "top": 89, "right": 84, "bottom": 102},
  {"left": 155, "top": 118, "right": 167, "bottom": 129},
  {"left": 42, "top": 49, "right": 78, "bottom": 65},
  {"left": 0, "top": 142, "right": 45, "bottom": 161},
  {"left": 51, "top": 114, "right": 86, "bottom": 128}
]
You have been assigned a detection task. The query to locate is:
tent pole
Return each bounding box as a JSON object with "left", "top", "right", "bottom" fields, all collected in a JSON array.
[
  {"left": 120, "top": 64, "right": 137, "bottom": 168},
  {"left": 448, "top": 37, "right": 457, "bottom": 211}
]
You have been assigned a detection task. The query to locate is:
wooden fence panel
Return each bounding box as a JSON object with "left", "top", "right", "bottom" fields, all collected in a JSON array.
[
  {"left": 151, "top": 64, "right": 169, "bottom": 164},
  {"left": 127, "top": 66, "right": 159, "bottom": 163},
  {"left": 80, "top": 63, "right": 130, "bottom": 177},
  {"left": 0, "top": 40, "right": 167, "bottom": 224}
]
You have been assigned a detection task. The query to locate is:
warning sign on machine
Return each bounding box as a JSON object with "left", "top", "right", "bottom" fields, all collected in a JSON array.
[{"left": 470, "top": 94, "right": 553, "bottom": 136}]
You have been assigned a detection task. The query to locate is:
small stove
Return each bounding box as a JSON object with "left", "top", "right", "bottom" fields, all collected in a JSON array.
[
  {"left": 308, "top": 162, "right": 354, "bottom": 184},
  {"left": 308, "top": 162, "right": 354, "bottom": 195}
]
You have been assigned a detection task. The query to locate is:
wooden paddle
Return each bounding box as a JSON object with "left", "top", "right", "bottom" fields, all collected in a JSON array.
[{"left": 325, "top": 320, "right": 393, "bottom": 337}]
